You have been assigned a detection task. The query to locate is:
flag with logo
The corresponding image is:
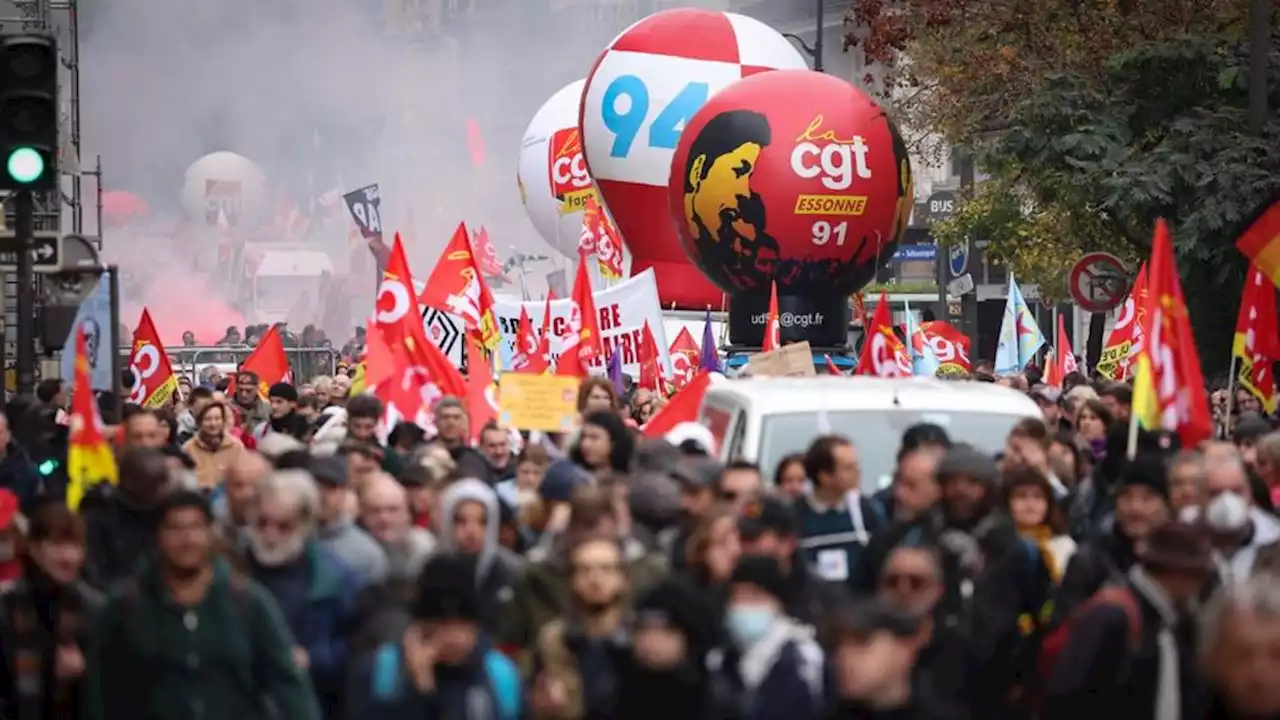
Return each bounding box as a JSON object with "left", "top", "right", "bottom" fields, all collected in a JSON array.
[
  {"left": 511, "top": 306, "right": 548, "bottom": 374},
  {"left": 235, "top": 324, "right": 291, "bottom": 398},
  {"left": 1043, "top": 314, "right": 1078, "bottom": 388},
  {"left": 668, "top": 327, "right": 700, "bottom": 389},
  {"left": 578, "top": 196, "right": 624, "bottom": 281},
  {"left": 902, "top": 299, "right": 941, "bottom": 377},
  {"left": 1132, "top": 219, "right": 1211, "bottom": 447},
  {"left": 555, "top": 255, "right": 604, "bottom": 378},
  {"left": 128, "top": 309, "right": 178, "bottom": 408},
  {"left": 66, "top": 329, "right": 117, "bottom": 510},
  {"left": 470, "top": 225, "right": 508, "bottom": 282},
  {"left": 1235, "top": 196, "right": 1280, "bottom": 286},
  {"left": 919, "top": 321, "right": 972, "bottom": 375},
  {"left": 995, "top": 275, "right": 1045, "bottom": 374},
  {"left": 1097, "top": 265, "right": 1148, "bottom": 380},
  {"left": 1233, "top": 265, "right": 1279, "bottom": 413},
  {"left": 420, "top": 222, "right": 501, "bottom": 350},
  {"left": 856, "top": 293, "right": 911, "bottom": 377}
]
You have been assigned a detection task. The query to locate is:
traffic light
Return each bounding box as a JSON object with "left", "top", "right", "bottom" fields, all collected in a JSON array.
[{"left": 0, "top": 34, "right": 57, "bottom": 190}]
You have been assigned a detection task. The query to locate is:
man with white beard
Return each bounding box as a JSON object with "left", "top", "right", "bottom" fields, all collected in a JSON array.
[{"left": 245, "top": 468, "right": 362, "bottom": 720}]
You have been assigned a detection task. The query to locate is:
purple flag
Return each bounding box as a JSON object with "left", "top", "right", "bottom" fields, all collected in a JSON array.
[
  {"left": 699, "top": 309, "right": 720, "bottom": 372},
  {"left": 607, "top": 350, "right": 625, "bottom": 395}
]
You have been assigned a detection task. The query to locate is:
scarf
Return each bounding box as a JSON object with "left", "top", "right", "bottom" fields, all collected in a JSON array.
[
  {"left": 1018, "top": 524, "right": 1061, "bottom": 582},
  {"left": 1129, "top": 565, "right": 1181, "bottom": 720}
]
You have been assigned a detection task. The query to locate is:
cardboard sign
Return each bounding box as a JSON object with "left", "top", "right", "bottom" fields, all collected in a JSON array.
[
  {"left": 745, "top": 341, "right": 817, "bottom": 377},
  {"left": 498, "top": 373, "right": 579, "bottom": 431}
]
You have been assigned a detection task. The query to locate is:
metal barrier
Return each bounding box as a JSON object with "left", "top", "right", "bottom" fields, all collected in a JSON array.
[{"left": 119, "top": 344, "right": 342, "bottom": 386}]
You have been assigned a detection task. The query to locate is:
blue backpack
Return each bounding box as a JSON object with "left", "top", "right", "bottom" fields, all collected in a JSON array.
[{"left": 369, "top": 642, "right": 521, "bottom": 720}]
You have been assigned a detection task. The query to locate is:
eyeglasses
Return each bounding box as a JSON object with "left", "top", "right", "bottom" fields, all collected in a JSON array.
[{"left": 879, "top": 573, "right": 932, "bottom": 593}]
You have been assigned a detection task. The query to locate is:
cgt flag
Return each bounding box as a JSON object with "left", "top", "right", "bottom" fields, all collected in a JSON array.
[
  {"left": 66, "top": 328, "right": 117, "bottom": 510},
  {"left": 421, "top": 223, "right": 501, "bottom": 350},
  {"left": 1233, "top": 265, "right": 1279, "bottom": 413}
]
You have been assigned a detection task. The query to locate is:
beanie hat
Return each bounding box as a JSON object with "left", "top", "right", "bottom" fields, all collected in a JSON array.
[
  {"left": 635, "top": 577, "right": 720, "bottom": 658},
  {"left": 729, "top": 554, "right": 790, "bottom": 605},
  {"left": 411, "top": 554, "right": 484, "bottom": 622},
  {"left": 539, "top": 459, "right": 591, "bottom": 503},
  {"left": 268, "top": 382, "right": 298, "bottom": 402},
  {"left": 1116, "top": 453, "right": 1170, "bottom": 500},
  {"left": 936, "top": 443, "right": 997, "bottom": 487}
]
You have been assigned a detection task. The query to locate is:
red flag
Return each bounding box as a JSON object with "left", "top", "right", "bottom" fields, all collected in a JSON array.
[
  {"left": 512, "top": 307, "right": 548, "bottom": 374},
  {"left": 471, "top": 225, "right": 506, "bottom": 279},
  {"left": 555, "top": 256, "right": 603, "bottom": 377},
  {"left": 420, "top": 222, "right": 501, "bottom": 349},
  {"left": 128, "top": 309, "right": 178, "bottom": 407},
  {"left": 667, "top": 327, "right": 700, "bottom": 389},
  {"left": 238, "top": 324, "right": 291, "bottom": 397},
  {"left": 538, "top": 290, "right": 556, "bottom": 371},
  {"left": 466, "top": 118, "right": 486, "bottom": 167},
  {"left": 1098, "top": 265, "right": 1149, "bottom": 380},
  {"left": 363, "top": 315, "right": 395, "bottom": 390},
  {"left": 579, "top": 196, "right": 624, "bottom": 280},
  {"left": 465, "top": 341, "right": 498, "bottom": 441},
  {"left": 1131, "top": 219, "right": 1212, "bottom": 447},
  {"left": 824, "top": 354, "right": 842, "bottom": 376},
  {"left": 918, "top": 321, "right": 972, "bottom": 374},
  {"left": 1233, "top": 264, "right": 1279, "bottom": 413},
  {"left": 376, "top": 233, "right": 426, "bottom": 348},
  {"left": 856, "top": 293, "right": 912, "bottom": 377},
  {"left": 762, "top": 281, "right": 781, "bottom": 351},
  {"left": 643, "top": 372, "right": 712, "bottom": 437},
  {"left": 638, "top": 320, "right": 664, "bottom": 393}
]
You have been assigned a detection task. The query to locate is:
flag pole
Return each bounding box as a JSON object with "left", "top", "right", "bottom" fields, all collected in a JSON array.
[
  {"left": 1126, "top": 396, "right": 1141, "bottom": 459},
  {"left": 1224, "top": 353, "right": 1239, "bottom": 438}
]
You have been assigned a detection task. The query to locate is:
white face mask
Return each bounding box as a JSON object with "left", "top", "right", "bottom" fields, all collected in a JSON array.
[{"left": 1205, "top": 491, "right": 1251, "bottom": 533}]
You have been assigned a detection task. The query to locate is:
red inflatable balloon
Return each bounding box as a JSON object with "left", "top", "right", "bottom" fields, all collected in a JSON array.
[{"left": 668, "top": 70, "right": 913, "bottom": 295}]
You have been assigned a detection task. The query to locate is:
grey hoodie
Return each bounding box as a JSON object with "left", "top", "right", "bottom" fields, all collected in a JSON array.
[
  {"left": 318, "top": 516, "right": 389, "bottom": 586},
  {"left": 437, "top": 478, "right": 525, "bottom": 582}
]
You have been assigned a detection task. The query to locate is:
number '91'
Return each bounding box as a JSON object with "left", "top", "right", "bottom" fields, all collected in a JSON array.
[{"left": 601, "top": 75, "right": 709, "bottom": 158}]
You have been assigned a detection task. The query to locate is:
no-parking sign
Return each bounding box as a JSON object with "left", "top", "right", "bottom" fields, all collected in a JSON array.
[{"left": 1068, "top": 252, "right": 1129, "bottom": 312}]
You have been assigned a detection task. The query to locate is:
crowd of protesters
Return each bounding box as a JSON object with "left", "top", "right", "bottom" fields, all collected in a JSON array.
[{"left": 0, "top": 356, "right": 1278, "bottom": 720}]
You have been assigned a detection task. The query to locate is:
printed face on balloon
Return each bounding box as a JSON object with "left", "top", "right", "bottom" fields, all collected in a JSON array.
[{"left": 669, "top": 70, "right": 914, "bottom": 295}]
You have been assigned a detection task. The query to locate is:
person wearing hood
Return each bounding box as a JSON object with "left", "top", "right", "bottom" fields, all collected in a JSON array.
[
  {"left": 244, "top": 469, "right": 361, "bottom": 720},
  {"left": 1193, "top": 443, "right": 1280, "bottom": 582},
  {"left": 82, "top": 448, "right": 172, "bottom": 591},
  {"left": 312, "top": 456, "right": 388, "bottom": 586},
  {"left": 181, "top": 402, "right": 246, "bottom": 490},
  {"left": 436, "top": 478, "right": 524, "bottom": 625},
  {"left": 346, "top": 553, "right": 522, "bottom": 720},
  {"left": 359, "top": 473, "right": 435, "bottom": 583},
  {"left": 739, "top": 496, "right": 847, "bottom": 627},
  {"left": 707, "top": 555, "right": 827, "bottom": 720},
  {"left": 615, "top": 577, "right": 720, "bottom": 720},
  {"left": 265, "top": 382, "right": 311, "bottom": 440},
  {"left": 571, "top": 410, "right": 634, "bottom": 480},
  {"left": 825, "top": 599, "right": 964, "bottom": 720}
]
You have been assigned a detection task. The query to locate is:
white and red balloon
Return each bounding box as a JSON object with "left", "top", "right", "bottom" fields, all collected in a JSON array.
[
  {"left": 180, "top": 151, "right": 268, "bottom": 229},
  {"left": 517, "top": 80, "right": 600, "bottom": 260}
]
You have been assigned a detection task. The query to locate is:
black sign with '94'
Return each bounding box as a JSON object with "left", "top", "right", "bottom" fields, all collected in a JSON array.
[{"left": 343, "top": 183, "right": 383, "bottom": 244}]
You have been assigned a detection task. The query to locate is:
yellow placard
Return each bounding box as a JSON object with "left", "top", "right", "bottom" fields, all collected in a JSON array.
[{"left": 498, "top": 373, "right": 580, "bottom": 432}]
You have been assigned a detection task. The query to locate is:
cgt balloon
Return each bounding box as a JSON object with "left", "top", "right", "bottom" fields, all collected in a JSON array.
[
  {"left": 579, "top": 7, "right": 806, "bottom": 310},
  {"left": 518, "top": 79, "right": 600, "bottom": 259},
  {"left": 180, "top": 151, "right": 268, "bottom": 229},
  {"left": 668, "top": 70, "right": 913, "bottom": 347}
]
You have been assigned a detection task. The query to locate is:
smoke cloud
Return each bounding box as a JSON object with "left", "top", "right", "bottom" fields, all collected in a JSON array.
[{"left": 77, "top": 0, "right": 730, "bottom": 340}]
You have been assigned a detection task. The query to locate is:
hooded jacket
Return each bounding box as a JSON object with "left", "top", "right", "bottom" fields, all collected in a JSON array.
[{"left": 436, "top": 479, "right": 524, "bottom": 624}]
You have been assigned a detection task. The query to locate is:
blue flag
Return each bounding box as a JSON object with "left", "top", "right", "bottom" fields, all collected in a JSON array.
[
  {"left": 60, "top": 272, "right": 113, "bottom": 391},
  {"left": 995, "top": 275, "right": 1045, "bottom": 374}
]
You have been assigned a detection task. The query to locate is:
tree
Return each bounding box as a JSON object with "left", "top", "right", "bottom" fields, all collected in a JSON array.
[{"left": 845, "top": 0, "right": 1280, "bottom": 374}]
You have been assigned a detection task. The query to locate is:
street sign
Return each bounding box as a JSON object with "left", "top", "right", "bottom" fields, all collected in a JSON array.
[
  {"left": 946, "top": 273, "right": 975, "bottom": 297},
  {"left": 0, "top": 232, "right": 60, "bottom": 271},
  {"left": 1068, "top": 252, "right": 1129, "bottom": 313},
  {"left": 927, "top": 191, "right": 957, "bottom": 223},
  {"left": 948, "top": 237, "right": 970, "bottom": 277}
]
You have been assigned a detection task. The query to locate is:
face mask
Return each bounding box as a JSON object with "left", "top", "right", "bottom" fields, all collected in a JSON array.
[
  {"left": 1178, "top": 505, "right": 1202, "bottom": 524},
  {"left": 725, "top": 606, "right": 776, "bottom": 648},
  {"left": 1206, "top": 491, "right": 1251, "bottom": 533}
]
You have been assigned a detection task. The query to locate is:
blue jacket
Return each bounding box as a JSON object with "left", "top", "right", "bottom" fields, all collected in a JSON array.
[
  {"left": 0, "top": 443, "right": 42, "bottom": 509},
  {"left": 709, "top": 621, "right": 826, "bottom": 720},
  {"left": 250, "top": 540, "right": 360, "bottom": 718},
  {"left": 346, "top": 636, "right": 521, "bottom": 720}
]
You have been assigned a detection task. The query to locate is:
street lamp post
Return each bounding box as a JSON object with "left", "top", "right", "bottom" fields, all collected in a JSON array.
[{"left": 782, "top": 0, "right": 826, "bottom": 72}]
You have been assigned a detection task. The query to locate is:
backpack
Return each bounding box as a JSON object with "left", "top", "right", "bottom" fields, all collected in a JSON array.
[
  {"left": 370, "top": 641, "right": 521, "bottom": 720},
  {"left": 1037, "top": 584, "right": 1142, "bottom": 693}
]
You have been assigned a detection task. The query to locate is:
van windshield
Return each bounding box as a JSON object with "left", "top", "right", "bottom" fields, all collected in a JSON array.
[{"left": 757, "top": 410, "right": 1030, "bottom": 492}]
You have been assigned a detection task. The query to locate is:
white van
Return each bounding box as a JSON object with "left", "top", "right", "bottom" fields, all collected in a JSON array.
[{"left": 700, "top": 376, "right": 1042, "bottom": 491}]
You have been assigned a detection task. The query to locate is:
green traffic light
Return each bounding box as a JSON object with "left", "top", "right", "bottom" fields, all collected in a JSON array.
[{"left": 6, "top": 147, "right": 43, "bottom": 184}]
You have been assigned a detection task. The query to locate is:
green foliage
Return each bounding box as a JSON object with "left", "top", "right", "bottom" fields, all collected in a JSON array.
[{"left": 845, "top": 0, "right": 1280, "bottom": 372}]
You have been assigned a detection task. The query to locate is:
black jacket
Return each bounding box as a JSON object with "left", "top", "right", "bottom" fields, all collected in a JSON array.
[{"left": 82, "top": 490, "right": 160, "bottom": 591}]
